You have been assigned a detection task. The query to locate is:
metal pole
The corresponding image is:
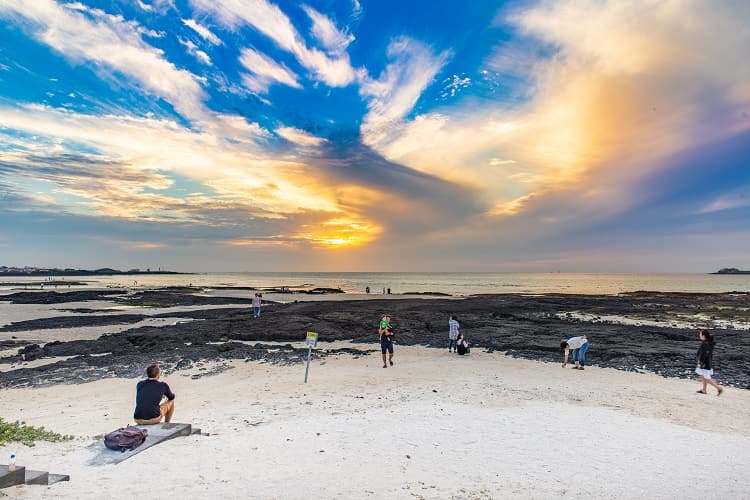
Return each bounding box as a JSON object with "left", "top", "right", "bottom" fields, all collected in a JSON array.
[{"left": 304, "top": 345, "right": 312, "bottom": 383}]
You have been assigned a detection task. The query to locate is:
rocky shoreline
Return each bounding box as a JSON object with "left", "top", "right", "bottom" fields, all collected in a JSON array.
[{"left": 1, "top": 289, "right": 749, "bottom": 389}]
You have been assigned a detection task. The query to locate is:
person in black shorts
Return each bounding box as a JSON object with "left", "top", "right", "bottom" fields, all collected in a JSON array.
[
  {"left": 134, "top": 364, "right": 175, "bottom": 424},
  {"left": 378, "top": 314, "right": 394, "bottom": 368}
]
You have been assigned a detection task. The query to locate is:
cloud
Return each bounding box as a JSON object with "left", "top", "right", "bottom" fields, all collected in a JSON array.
[
  {"left": 239, "top": 47, "right": 301, "bottom": 93},
  {"left": 190, "top": 0, "right": 356, "bottom": 87},
  {"left": 129, "top": 242, "right": 166, "bottom": 249},
  {"left": 440, "top": 74, "right": 471, "bottom": 99},
  {"left": 182, "top": 18, "right": 222, "bottom": 45},
  {"left": 0, "top": 0, "right": 208, "bottom": 122},
  {"left": 698, "top": 186, "right": 750, "bottom": 214},
  {"left": 179, "top": 37, "right": 212, "bottom": 65},
  {"left": 301, "top": 5, "right": 354, "bottom": 54},
  {"left": 359, "top": 37, "right": 451, "bottom": 148},
  {"left": 276, "top": 126, "right": 325, "bottom": 147},
  {"left": 0, "top": 103, "right": 325, "bottom": 219},
  {"left": 362, "top": 0, "right": 750, "bottom": 234},
  {"left": 1, "top": 103, "right": 466, "bottom": 252}
]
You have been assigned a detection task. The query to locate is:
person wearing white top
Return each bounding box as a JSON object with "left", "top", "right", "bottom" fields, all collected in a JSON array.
[
  {"left": 448, "top": 315, "right": 460, "bottom": 352},
  {"left": 561, "top": 335, "right": 589, "bottom": 370}
]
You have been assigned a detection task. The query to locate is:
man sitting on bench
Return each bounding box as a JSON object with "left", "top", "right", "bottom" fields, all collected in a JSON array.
[{"left": 134, "top": 364, "right": 175, "bottom": 425}]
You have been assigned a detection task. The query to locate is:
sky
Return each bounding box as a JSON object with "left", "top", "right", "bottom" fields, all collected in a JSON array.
[{"left": 0, "top": 0, "right": 749, "bottom": 272}]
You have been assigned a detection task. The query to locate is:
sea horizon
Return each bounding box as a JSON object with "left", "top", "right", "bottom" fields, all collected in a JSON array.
[{"left": 3, "top": 271, "right": 749, "bottom": 296}]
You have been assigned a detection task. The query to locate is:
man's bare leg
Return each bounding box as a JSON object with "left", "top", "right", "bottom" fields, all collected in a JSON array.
[
  {"left": 389, "top": 353, "right": 394, "bottom": 366},
  {"left": 382, "top": 353, "right": 387, "bottom": 368},
  {"left": 163, "top": 400, "right": 175, "bottom": 423}
]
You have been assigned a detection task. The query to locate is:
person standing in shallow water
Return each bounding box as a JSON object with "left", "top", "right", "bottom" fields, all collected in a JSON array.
[{"left": 695, "top": 330, "right": 723, "bottom": 396}]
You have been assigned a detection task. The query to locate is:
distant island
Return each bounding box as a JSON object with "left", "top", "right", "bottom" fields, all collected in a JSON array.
[
  {"left": 0, "top": 266, "right": 186, "bottom": 276},
  {"left": 710, "top": 268, "right": 750, "bottom": 275}
]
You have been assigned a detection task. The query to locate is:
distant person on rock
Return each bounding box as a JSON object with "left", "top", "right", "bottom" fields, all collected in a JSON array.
[
  {"left": 379, "top": 314, "right": 394, "bottom": 368},
  {"left": 134, "top": 364, "right": 175, "bottom": 425},
  {"left": 561, "top": 335, "right": 589, "bottom": 370},
  {"left": 448, "top": 315, "right": 460, "bottom": 352},
  {"left": 695, "top": 330, "right": 723, "bottom": 396},
  {"left": 252, "top": 293, "right": 262, "bottom": 318}
]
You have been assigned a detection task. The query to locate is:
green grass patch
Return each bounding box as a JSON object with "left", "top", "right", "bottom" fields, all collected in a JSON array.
[{"left": 0, "top": 418, "right": 74, "bottom": 447}]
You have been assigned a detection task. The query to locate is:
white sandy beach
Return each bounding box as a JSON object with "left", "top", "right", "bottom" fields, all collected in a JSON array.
[{"left": 2, "top": 344, "right": 749, "bottom": 499}]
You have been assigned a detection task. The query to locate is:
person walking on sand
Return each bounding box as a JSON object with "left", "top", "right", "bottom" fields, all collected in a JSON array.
[
  {"left": 134, "top": 364, "right": 175, "bottom": 424},
  {"left": 695, "top": 330, "right": 723, "bottom": 396},
  {"left": 252, "top": 293, "right": 262, "bottom": 318},
  {"left": 379, "top": 314, "right": 394, "bottom": 368},
  {"left": 561, "top": 335, "right": 589, "bottom": 370},
  {"left": 448, "top": 315, "right": 460, "bottom": 352}
]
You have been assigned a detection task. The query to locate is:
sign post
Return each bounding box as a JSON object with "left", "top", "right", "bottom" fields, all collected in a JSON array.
[{"left": 304, "top": 331, "right": 318, "bottom": 383}]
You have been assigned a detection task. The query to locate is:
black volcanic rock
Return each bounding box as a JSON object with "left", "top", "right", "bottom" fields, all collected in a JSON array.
[{"left": 0, "top": 292, "right": 749, "bottom": 389}]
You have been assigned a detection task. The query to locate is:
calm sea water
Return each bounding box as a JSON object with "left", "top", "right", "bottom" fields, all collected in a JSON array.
[{"left": 3, "top": 272, "right": 750, "bottom": 295}]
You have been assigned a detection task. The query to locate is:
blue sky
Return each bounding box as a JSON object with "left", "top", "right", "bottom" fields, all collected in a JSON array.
[{"left": 1, "top": 0, "right": 749, "bottom": 272}]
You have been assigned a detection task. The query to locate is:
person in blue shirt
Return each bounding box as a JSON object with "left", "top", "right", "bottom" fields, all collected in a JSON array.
[{"left": 134, "top": 364, "right": 175, "bottom": 424}]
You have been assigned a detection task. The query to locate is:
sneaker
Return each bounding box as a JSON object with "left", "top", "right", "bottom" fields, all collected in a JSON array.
[
  {"left": 390, "top": 360, "right": 394, "bottom": 366},
  {"left": 383, "top": 364, "right": 387, "bottom": 368}
]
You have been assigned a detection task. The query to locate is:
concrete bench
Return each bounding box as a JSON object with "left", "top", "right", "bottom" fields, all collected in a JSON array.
[{"left": 89, "top": 422, "right": 200, "bottom": 465}]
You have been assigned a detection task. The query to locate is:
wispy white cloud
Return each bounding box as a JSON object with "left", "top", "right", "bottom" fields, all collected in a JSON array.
[
  {"left": 359, "top": 37, "right": 451, "bottom": 148},
  {"left": 276, "top": 126, "right": 325, "bottom": 147},
  {"left": 440, "top": 74, "right": 471, "bottom": 98},
  {"left": 182, "top": 18, "right": 222, "bottom": 45},
  {"left": 352, "top": 0, "right": 362, "bottom": 17},
  {"left": 239, "top": 47, "right": 301, "bottom": 93},
  {"left": 698, "top": 187, "right": 750, "bottom": 214},
  {"left": 190, "top": 0, "right": 356, "bottom": 87},
  {"left": 135, "top": 0, "right": 174, "bottom": 14},
  {"left": 301, "top": 5, "right": 354, "bottom": 54},
  {"left": 179, "top": 37, "right": 212, "bottom": 65},
  {"left": 0, "top": 0, "right": 207, "bottom": 121}
]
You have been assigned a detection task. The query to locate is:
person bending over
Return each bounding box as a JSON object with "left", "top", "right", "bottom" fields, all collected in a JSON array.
[
  {"left": 134, "top": 364, "right": 175, "bottom": 424},
  {"left": 561, "top": 335, "right": 589, "bottom": 370},
  {"left": 379, "top": 314, "right": 394, "bottom": 368}
]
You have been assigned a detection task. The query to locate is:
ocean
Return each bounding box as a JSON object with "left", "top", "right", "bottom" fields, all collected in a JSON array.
[{"left": 3, "top": 272, "right": 749, "bottom": 296}]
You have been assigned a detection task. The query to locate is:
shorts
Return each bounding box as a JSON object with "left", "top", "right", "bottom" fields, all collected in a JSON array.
[
  {"left": 381, "top": 339, "right": 394, "bottom": 354},
  {"left": 695, "top": 367, "right": 714, "bottom": 379},
  {"left": 135, "top": 400, "right": 173, "bottom": 425}
]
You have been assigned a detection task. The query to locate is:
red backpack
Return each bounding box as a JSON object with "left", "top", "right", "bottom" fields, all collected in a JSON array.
[{"left": 104, "top": 426, "right": 148, "bottom": 452}]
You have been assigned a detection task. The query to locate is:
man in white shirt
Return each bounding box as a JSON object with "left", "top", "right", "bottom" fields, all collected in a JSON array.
[{"left": 561, "top": 335, "right": 589, "bottom": 370}]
